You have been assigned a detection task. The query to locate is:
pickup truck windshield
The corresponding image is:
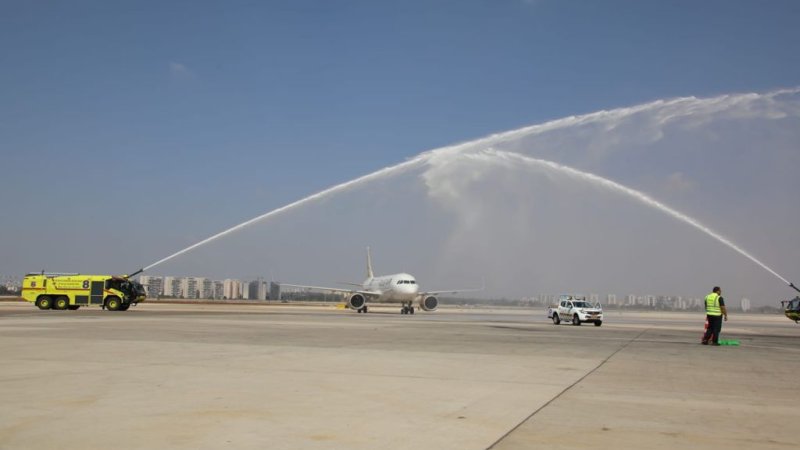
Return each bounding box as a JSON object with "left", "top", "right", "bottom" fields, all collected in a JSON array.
[{"left": 572, "top": 301, "right": 595, "bottom": 308}]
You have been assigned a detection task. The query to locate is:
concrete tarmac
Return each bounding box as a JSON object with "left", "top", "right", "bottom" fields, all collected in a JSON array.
[{"left": 1, "top": 301, "right": 798, "bottom": 449}]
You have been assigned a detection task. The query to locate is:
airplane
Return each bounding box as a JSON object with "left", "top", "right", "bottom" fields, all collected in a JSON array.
[{"left": 278, "top": 247, "right": 482, "bottom": 314}]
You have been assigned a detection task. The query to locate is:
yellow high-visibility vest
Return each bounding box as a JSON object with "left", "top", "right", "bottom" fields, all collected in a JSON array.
[{"left": 705, "top": 293, "right": 722, "bottom": 316}]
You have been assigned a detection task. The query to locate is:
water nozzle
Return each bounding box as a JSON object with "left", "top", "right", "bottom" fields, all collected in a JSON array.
[
  {"left": 790, "top": 283, "right": 800, "bottom": 294},
  {"left": 127, "top": 268, "right": 144, "bottom": 279}
]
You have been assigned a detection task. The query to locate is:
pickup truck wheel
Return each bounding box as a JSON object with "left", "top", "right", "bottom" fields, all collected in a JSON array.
[
  {"left": 594, "top": 321, "right": 602, "bottom": 327},
  {"left": 573, "top": 314, "right": 581, "bottom": 326},
  {"left": 36, "top": 296, "right": 53, "bottom": 310},
  {"left": 552, "top": 313, "right": 560, "bottom": 325}
]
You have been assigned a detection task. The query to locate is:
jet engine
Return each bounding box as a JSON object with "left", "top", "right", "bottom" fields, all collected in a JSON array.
[
  {"left": 419, "top": 295, "right": 438, "bottom": 312},
  {"left": 348, "top": 294, "right": 366, "bottom": 310}
]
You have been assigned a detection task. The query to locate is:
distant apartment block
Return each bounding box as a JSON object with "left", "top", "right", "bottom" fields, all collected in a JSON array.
[
  {"left": 249, "top": 278, "right": 268, "bottom": 300},
  {"left": 223, "top": 279, "right": 246, "bottom": 300},
  {"left": 199, "top": 278, "right": 214, "bottom": 299},
  {"left": 182, "top": 277, "right": 199, "bottom": 299},
  {"left": 134, "top": 275, "right": 257, "bottom": 300},
  {"left": 164, "top": 276, "right": 182, "bottom": 297},
  {"left": 139, "top": 276, "right": 164, "bottom": 298},
  {"left": 214, "top": 281, "right": 224, "bottom": 300}
]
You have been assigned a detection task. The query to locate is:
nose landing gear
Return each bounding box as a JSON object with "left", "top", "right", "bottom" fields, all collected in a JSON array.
[{"left": 400, "top": 302, "right": 415, "bottom": 315}]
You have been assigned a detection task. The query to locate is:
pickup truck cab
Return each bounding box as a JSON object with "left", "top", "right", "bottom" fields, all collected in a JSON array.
[{"left": 547, "top": 295, "right": 603, "bottom": 326}]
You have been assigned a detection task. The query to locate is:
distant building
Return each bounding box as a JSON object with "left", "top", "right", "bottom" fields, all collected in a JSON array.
[
  {"left": 198, "top": 278, "right": 214, "bottom": 299},
  {"left": 214, "top": 281, "right": 224, "bottom": 300},
  {"left": 740, "top": 298, "right": 751, "bottom": 312},
  {"left": 139, "top": 276, "right": 163, "bottom": 298},
  {"left": 248, "top": 278, "right": 267, "bottom": 300},
  {"left": 223, "top": 279, "right": 243, "bottom": 300},
  {"left": 164, "top": 276, "right": 183, "bottom": 298},
  {"left": 606, "top": 294, "right": 617, "bottom": 305},
  {"left": 270, "top": 282, "right": 281, "bottom": 301},
  {"left": 0, "top": 275, "right": 21, "bottom": 292},
  {"left": 162, "top": 276, "right": 175, "bottom": 297},
  {"left": 181, "top": 277, "right": 199, "bottom": 299}
]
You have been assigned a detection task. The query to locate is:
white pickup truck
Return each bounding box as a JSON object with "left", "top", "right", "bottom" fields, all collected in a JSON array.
[{"left": 547, "top": 295, "right": 603, "bottom": 326}]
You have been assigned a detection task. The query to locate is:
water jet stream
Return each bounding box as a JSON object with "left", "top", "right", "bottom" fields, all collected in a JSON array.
[
  {"left": 143, "top": 88, "right": 797, "bottom": 288},
  {"left": 467, "top": 148, "right": 791, "bottom": 286},
  {"left": 143, "top": 156, "right": 427, "bottom": 271}
]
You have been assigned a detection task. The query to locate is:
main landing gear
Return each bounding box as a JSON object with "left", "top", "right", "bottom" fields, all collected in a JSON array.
[
  {"left": 400, "top": 302, "right": 415, "bottom": 315},
  {"left": 356, "top": 306, "right": 369, "bottom": 313}
]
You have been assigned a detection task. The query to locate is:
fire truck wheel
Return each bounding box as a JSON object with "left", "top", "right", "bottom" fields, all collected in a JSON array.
[
  {"left": 105, "top": 296, "right": 122, "bottom": 311},
  {"left": 118, "top": 304, "right": 130, "bottom": 311},
  {"left": 36, "top": 296, "right": 53, "bottom": 310},
  {"left": 54, "top": 296, "right": 69, "bottom": 310}
]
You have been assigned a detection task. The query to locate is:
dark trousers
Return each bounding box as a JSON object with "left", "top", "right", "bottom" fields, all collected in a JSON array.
[{"left": 703, "top": 315, "right": 723, "bottom": 343}]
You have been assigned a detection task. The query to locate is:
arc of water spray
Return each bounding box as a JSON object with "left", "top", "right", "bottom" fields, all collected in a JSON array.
[
  {"left": 145, "top": 144, "right": 791, "bottom": 288},
  {"left": 143, "top": 87, "right": 797, "bottom": 285},
  {"left": 468, "top": 148, "right": 792, "bottom": 286},
  {"left": 142, "top": 156, "right": 428, "bottom": 271}
]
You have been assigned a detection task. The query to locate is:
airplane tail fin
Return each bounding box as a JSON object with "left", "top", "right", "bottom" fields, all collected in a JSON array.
[{"left": 366, "top": 246, "right": 374, "bottom": 279}]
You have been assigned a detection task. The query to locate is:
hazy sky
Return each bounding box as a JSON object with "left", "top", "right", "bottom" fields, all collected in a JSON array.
[{"left": 2, "top": 1, "right": 799, "bottom": 304}]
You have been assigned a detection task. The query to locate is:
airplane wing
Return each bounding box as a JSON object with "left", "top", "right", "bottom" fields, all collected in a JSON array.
[
  {"left": 279, "top": 283, "right": 382, "bottom": 298},
  {"left": 421, "top": 279, "right": 485, "bottom": 297},
  {"left": 420, "top": 288, "right": 482, "bottom": 296}
]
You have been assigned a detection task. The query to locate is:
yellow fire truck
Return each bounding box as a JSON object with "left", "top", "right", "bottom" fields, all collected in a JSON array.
[{"left": 21, "top": 272, "right": 146, "bottom": 311}]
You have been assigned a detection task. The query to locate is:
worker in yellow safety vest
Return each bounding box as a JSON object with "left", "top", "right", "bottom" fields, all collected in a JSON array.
[{"left": 701, "top": 286, "right": 728, "bottom": 345}]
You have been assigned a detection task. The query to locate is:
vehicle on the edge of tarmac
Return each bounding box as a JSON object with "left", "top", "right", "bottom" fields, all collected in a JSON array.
[
  {"left": 782, "top": 296, "right": 800, "bottom": 323},
  {"left": 547, "top": 294, "right": 603, "bottom": 326},
  {"left": 21, "top": 272, "right": 146, "bottom": 311}
]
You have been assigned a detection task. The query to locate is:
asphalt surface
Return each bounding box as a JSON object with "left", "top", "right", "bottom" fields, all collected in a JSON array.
[{"left": 1, "top": 301, "right": 798, "bottom": 449}]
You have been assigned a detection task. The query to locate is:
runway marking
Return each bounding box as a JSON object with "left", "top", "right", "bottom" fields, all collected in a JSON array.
[
  {"left": 485, "top": 327, "right": 651, "bottom": 450},
  {"left": 739, "top": 343, "right": 800, "bottom": 353}
]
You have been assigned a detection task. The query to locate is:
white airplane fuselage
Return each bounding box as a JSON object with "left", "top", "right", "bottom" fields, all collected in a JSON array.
[{"left": 362, "top": 273, "right": 419, "bottom": 302}]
